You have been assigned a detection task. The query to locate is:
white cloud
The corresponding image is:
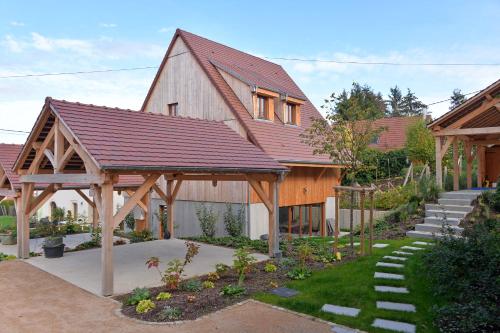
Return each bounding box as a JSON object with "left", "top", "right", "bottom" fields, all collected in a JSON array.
[
  {"left": 158, "top": 27, "right": 174, "bottom": 33},
  {"left": 100, "top": 23, "right": 117, "bottom": 28},
  {"left": 10, "top": 21, "right": 25, "bottom": 27},
  {"left": 2, "top": 35, "right": 24, "bottom": 52}
]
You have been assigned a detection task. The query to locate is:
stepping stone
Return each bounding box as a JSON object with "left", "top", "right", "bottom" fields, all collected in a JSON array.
[
  {"left": 321, "top": 304, "right": 360, "bottom": 317},
  {"left": 331, "top": 324, "right": 358, "bottom": 333},
  {"left": 393, "top": 250, "right": 413, "bottom": 256},
  {"left": 375, "top": 286, "right": 409, "bottom": 294},
  {"left": 383, "top": 255, "right": 407, "bottom": 261},
  {"left": 372, "top": 318, "right": 416, "bottom": 333},
  {"left": 401, "top": 246, "right": 424, "bottom": 251},
  {"left": 374, "top": 272, "right": 404, "bottom": 280},
  {"left": 353, "top": 242, "right": 360, "bottom": 246},
  {"left": 413, "top": 241, "right": 432, "bottom": 246},
  {"left": 373, "top": 243, "right": 389, "bottom": 248},
  {"left": 376, "top": 262, "right": 404, "bottom": 268},
  {"left": 270, "top": 287, "right": 299, "bottom": 298},
  {"left": 376, "top": 301, "right": 416, "bottom": 312}
]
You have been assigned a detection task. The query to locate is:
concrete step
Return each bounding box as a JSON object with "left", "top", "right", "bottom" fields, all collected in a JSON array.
[
  {"left": 415, "top": 223, "right": 463, "bottom": 235},
  {"left": 407, "top": 230, "right": 462, "bottom": 240},
  {"left": 438, "top": 198, "right": 473, "bottom": 206},
  {"left": 424, "top": 216, "right": 461, "bottom": 226},
  {"left": 439, "top": 191, "right": 480, "bottom": 200},
  {"left": 425, "top": 210, "right": 468, "bottom": 219},
  {"left": 425, "top": 203, "right": 473, "bottom": 213}
]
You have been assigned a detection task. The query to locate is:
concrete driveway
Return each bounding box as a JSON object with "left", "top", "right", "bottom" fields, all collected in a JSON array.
[
  {"left": 0, "top": 260, "right": 335, "bottom": 333},
  {"left": 26, "top": 239, "right": 268, "bottom": 295}
]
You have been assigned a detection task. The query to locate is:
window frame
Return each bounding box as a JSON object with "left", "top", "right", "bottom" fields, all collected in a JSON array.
[{"left": 168, "top": 102, "right": 178, "bottom": 116}]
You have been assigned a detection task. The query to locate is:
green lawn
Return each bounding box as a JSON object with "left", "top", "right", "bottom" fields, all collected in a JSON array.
[
  {"left": 0, "top": 216, "right": 15, "bottom": 230},
  {"left": 254, "top": 238, "right": 438, "bottom": 333}
]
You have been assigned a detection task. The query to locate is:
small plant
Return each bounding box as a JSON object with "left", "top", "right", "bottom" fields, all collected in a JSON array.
[
  {"left": 202, "top": 280, "right": 215, "bottom": 289},
  {"left": 223, "top": 203, "right": 245, "bottom": 237},
  {"left": 157, "top": 305, "right": 182, "bottom": 321},
  {"left": 186, "top": 295, "right": 196, "bottom": 303},
  {"left": 130, "top": 230, "right": 154, "bottom": 243},
  {"left": 297, "top": 242, "right": 314, "bottom": 268},
  {"left": 264, "top": 262, "right": 277, "bottom": 273},
  {"left": 287, "top": 267, "right": 312, "bottom": 280},
  {"left": 207, "top": 271, "right": 220, "bottom": 281},
  {"left": 124, "top": 212, "right": 135, "bottom": 231},
  {"left": 136, "top": 299, "right": 155, "bottom": 314},
  {"left": 113, "top": 239, "right": 127, "bottom": 246},
  {"left": 51, "top": 206, "right": 65, "bottom": 222},
  {"left": 0, "top": 252, "right": 16, "bottom": 261},
  {"left": 233, "top": 247, "right": 257, "bottom": 287},
  {"left": 269, "top": 281, "right": 278, "bottom": 288},
  {"left": 215, "top": 263, "right": 230, "bottom": 275},
  {"left": 156, "top": 292, "right": 172, "bottom": 301},
  {"left": 196, "top": 204, "right": 218, "bottom": 238},
  {"left": 181, "top": 279, "right": 202, "bottom": 292},
  {"left": 125, "top": 287, "right": 151, "bottom": 305},
  {"left": 279, "top": 257, "right": 296, "bottom": 269},
  {"left": 220, "top": 284, "right": 245, "bottom": 297}
]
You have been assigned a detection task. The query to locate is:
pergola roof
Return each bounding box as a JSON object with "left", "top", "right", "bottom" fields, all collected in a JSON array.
[{"left": 15, "top": 98, "right": 287, "bottom": 175}]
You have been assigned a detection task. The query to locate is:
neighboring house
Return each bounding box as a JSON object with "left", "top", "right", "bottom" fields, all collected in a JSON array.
[
  {"left": 142, "top": 29, "right": 341, "bottom": 239},
  {"left": 368, "top": 116, "right": 421, "bottom": 151}
]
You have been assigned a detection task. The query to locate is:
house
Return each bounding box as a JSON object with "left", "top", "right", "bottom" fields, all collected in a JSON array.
[
  {"left": 368, "top": 116, "right": 421, "bottom": 151},
  {"left": 141, "top": 29, "right": 341, "bottom": 239}
]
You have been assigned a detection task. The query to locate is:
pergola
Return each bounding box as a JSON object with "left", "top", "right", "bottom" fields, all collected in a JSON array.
[
  {"left": 429, "top": 79, "right": 500, "bottom": 189},
  {"left": 14, "top": 97, "right": 287, "bottom": 296}
]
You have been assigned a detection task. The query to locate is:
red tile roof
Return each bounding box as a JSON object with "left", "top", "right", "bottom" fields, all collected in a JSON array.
[
  {"left": 142, "top": 29, "right": 333, "bottom": 165},
  {"left": 0, "top": 143, "right": 22, "bottom": 189},
  {"left": 368, "top": 116, "right": 421, "bottom": 151},
  {"left": 49, "top": 98, "right": 287, "bottom": 173}
]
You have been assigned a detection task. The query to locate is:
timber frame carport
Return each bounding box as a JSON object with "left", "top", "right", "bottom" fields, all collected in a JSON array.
[
  {"left": 429, "top": 79, "right": 500, "bottom": 189},
  {"left": 14, "top": 97, "right": 288, "bottom": 296}
]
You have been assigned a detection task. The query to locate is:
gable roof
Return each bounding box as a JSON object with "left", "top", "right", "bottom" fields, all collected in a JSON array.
[
  {"left": 142, "top": 29, "right": 333, "bottom": 165},
  {"left": 16, "top": 98, "right": 287, "bottom": 176},
  {"left": 369, "top": 116, "right": 421, "bottom": 151},
  {"left": 0, "top": 143, "right": 22, "bottom": 189}
]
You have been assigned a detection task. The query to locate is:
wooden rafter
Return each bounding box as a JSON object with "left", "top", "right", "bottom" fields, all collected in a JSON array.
[
  {"left": 247, "top": 177, "right": 273, "bottom": 213},
  {"left": 28, "top": 125, "right": 55, "bottom": 174},
  {"left": 20, "top": 173, "right": 104, "bottom": 184},
  {"left": 434, "top": 126, "right": 500, "bottom": 137},
  {"left": 448, "top": 97, "right": 500, "bottom": 129},
  {"left": 28, "top": 184, "right": 56, "bottom": 217},
  {"left": 75, "top": 189, "right": 95, "bottom": 207}
]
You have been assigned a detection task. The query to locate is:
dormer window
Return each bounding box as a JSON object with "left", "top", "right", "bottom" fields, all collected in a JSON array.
[
  {"left": 253, "top": 89, "right": 277, "bottom": 121},
  {"left": 168, "top": 103, "right": 178, "bottom": 116},
  {"left": 284, "top": 103, "right": 298, "bottom": 125},
  {"left": 257, "top": 96, "right": 269, "bottom": 120}
]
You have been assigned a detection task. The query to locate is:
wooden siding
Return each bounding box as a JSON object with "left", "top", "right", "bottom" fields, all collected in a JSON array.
[
  {"left": 251, "top": 167, "right": 340, "bottom": 206},
  {"left": 485, "top": 146, "right": 500, "bottom": 183}
]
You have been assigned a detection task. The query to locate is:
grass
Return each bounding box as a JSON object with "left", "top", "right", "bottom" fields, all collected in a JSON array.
[
  {"left": 254, "top": 238, "right": 438, "bottom": 333},
  {"left": 0, "top": 216, "right": 15, "bottom": 230}
]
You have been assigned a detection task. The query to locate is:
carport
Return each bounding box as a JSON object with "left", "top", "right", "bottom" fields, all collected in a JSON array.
[{"left": 14, "top": 97, "right": 287, "bottom": 295}]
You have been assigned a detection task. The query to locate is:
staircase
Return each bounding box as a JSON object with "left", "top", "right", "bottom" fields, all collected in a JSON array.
[{"left": 407, "top": 190, "right": 482, "bottom": 239}]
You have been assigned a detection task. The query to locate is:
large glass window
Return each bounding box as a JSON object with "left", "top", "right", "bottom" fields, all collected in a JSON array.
[
  {"left": 284, "top": 103, "right": 297, "bottom": 125},
  {"left": 257, "top": 96, "right": 269, "bottom": 120},
  {"left": 279, "top": 204, "right": 322, "bottom": 237}
]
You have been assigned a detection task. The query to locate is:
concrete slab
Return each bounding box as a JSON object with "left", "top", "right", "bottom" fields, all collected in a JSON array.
[
  {"left": 271, "top": 287, "right": 299, "bottom": 298},
  {"left": 401, "top": 246, "right": 424, "bottom": 251},
  {"left": 372, "top": 319, "right": 416, "bottom": 333},
  {"left": 321, "top": 304, "right": 360, "bottom": 317},
  {"left": 373, "top": 243, "right": 389, "bottom": 248},
  {"left": 376, "top": 262, "right": 404, "bottom": 268},
  {"left": 383, "top": 256, "right": 407, "bottom": 261},
  {"left": 26, "top": 239, "right": 268, "bottom": 295},
  {"left": 331, "top": 324, "right": 360, "bottom": 333},
  {"left": 376, "top": 301, "right": 416, "bottom": 312},
  {"left": 393, "top": 251, "right": 413, "bottom": 256},
  {"left": 374, "top": 285, "right": 409, "bottom": 294},
  {"left": 412, "top": 241, "right": 432, "bottom": 246},
  {"left": 374, "top": 272, "right": 405, "bottom": 280}
]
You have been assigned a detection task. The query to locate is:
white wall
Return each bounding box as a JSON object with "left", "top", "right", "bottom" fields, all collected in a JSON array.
[{"left": 249, "top": 203, "right": 268, "bottom": 240}]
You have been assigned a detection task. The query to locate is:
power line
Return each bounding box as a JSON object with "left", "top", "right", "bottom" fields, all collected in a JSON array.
[
  {"left": 0, "top": 66, "right": 158, "bottom": 79},
  {"left": 426, "top": 89, "right": 481, "bottom": 106},
  {"left": 0, "top": 128, "right": 30, "bottom": 134}
]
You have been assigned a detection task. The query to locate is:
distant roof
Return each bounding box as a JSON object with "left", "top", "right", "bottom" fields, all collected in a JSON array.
[
  {"left": 0, "top": 143, "right": 22, "bottom": 189},
  {"left": 142, "top": 29, "right": 333, "bottom": 165},
  {"left": 16, "top": 98, "right": 287, "bottom": 175},
  {"left": 369, "top": 116, "right": 421, "bottom": 151}
]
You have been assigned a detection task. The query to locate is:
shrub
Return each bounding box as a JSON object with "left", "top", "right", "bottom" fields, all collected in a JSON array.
[
  {"left": 264, "top": 262, "right": 277, "bottom": 273},
  {"left": 51, "top": 206, "right": 65, "bottom": 222},
  {"left": 223, "top": 203, "right": 245, "bottom": 237},
  {"left": 156, "top": 292, "right": 172, "bottom": 301},
  {"left": 287, "top": 267, "right": 312, "bottom": 280},
  {"left": 423, "top": 220, "right": 500, "bottom": 332},
  {"left": 157, "top": 305, "right": 182, "bottom": 321},
  {"left": 124, "top": 213, "right": 135, "bottom": 231},
  {"left": 220, "top": 284, "right": 245, "bottom": 297},
  {"left": 207, "top": 271, "right": 220, "bottom": 281},
  {"left": 180, "top": 279, "right": 202, "bottom": 292},
  {"left": 183, "top": 236, "right": 268, "bottom": 254},
  {"left": 125, "top": 287, "right": 151, "bottom": 305},
  {"left": 202, "top": 280, "right": 215, "bottom": 289},
  {"left": 130, "top": 230, "right": 154, "bottom": 243},
  {"left": 195, "top": 204, "right": 218, "bottom": 238},
  {"left": 215, "top": 263, "right": 230, "bottom": 275},
  {"left": 233, "top": 247, "right": 257, "bottom": 287},
  {"left": 136, "top": 299, "right": 155, "bottom": 314},
  {"left": 0, "top": 253, "right": 16, "bottom": 261}
]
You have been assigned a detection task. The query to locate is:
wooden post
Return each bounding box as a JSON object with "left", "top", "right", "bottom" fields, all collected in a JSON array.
[
  {"left": 142, "top": 191, "right": 151, "bottom": 231},
  {"left": 453, "top": 139, "right": 459, "bottom": 191},
  {"left": 308, "top": 205, "right": 312, "bottom": 236},
  {"left": 92, "top": 205, "right": 99, "bottom": 229},
  {"left": 334, "top": 189, "right": 339, "bottom": 254},
  {"left": 464, "top": 141, "right": 472, "bottom": 189},
  {"left": 166, "top": 179, "right": 174, "bottom": 238},
  {"left": 298, "top": 206, "right": 303, "bottom": 237},
  {"left": 288, "top": 206, "right": 292, "bottom": 240},
  {"left": 158, "top": 205, "right": 164, "bottom": 240},
  {"left": 349, "top": 191, "right": 354, "bottom": 253},
  {"left": 19, "top": 183, "right": 32, "bottom": 259},
  {"left": 360, "top": 190, "right": 365, "bottom": 256},
  {"left": 15, "top": 196, "right": 23, "bottom": 258},
  {"left": 101, "top": 180, "right": 114, "bottom": 296},
  {"left": 369, "top": 191, "right": 374, "bottom": 255},
  {"left": 320, "top": 202, "right": 326, "bottom": 237},
  {"left": 435, "top": 137, "right": 443, "bottom": 188},
  {"left": 268, "top": 180, "right": 280, "bottom": 257}
]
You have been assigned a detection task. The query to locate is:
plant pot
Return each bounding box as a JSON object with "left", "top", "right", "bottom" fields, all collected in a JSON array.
[
  {"left": 44, "top": 236, "right": 63, "bottom": 247},
  {"left": 43, "top": 244, "right": 65, "bottom": 258},
  {"left": 0, "top": 233, "right": 16, "bottom": 245},
  {"left": 163, "top": 229, "right": 171, "bottom": 240}
]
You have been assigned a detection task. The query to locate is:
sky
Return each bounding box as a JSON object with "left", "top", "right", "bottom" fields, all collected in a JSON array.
[{"left": 1, "top": 0, "right": 499, "bottom": 143}]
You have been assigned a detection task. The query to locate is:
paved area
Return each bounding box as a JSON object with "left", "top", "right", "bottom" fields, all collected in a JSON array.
[
  {"left": 26, "top": 238, "right": 268, "bottom": 295},
  {"left": 0, "top": 260, "right": 334, "bottom": 333}
]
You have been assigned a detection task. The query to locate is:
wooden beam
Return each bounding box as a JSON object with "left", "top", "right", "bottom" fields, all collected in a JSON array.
[
  {"left": 298, "top": 206, "right": 303, "bottom": 237},
  {"left": 283, "top": 163, "right": 340, "bottom": 168},
  {"left": 360, "top": 191, "right": 365, "bottom": 256},
  {"left": 315, "top": 167, "right": 327, "bottom": 182},
  {"left": 125, "top": 190, "right": 148, "bottom": 212},
  {"left": 43, "top": 149, "right": 55, "bottom": 167},
  {"left": 28, "top": 125, "right": 55, "bottom": 174},
  {"left": 469, "top": 139, "right": 500, "bottom": 145},
  {"left": 166, "top": 179, "right": 174, "bottom": 238},
  {"left": 321, "top": 202, "right": 326, "bottom": 237},
  {"left": 453, "top": 140, "right": 460, "bottom": 191},
  {"left": 171, "top": 180, "right": 183, "bottom": 201},
  {"left": 334, "top": 189, "right": 339, "bottom": 253},
  {"left": 75, "top": 189, "right": 94, "bottom": 207},
  {"left": 435, "top": 137, "right": 443, "bottom": 188},
  {"left": 477, "top": 145, "right": 486, "bottom": 187},
  {"left": 28, "top": 184, "right": 56, "bottom": 217},
  {"left": 152, "top": 183, "right": 168, "bottom": 203},
  {"left": 308, "top": 205, "right": 312, "bottom": 236},
  {"left": 464, "top": 142, "right": 473, "bottom": 189},
  {"left": 369, "top": 191, "right": 374, "bottom": 255},
  {"left": 58, "top": 146, "right": 75, "bottom": 172},
  {"left": 54, "top": 118, "right": 64, "bottom": 172},
  {"left": 20, "top": 173, "right": 104, "bottom": 184},
  {"left": 113, "top": 174, "right": 159, "bottom": 228},
  {"left": 19, "top": 183, "right": 33, "bottom": 259},
  {"left": 91, "top": 185, "right": 103, "bottom": 219},
  {"left": 434, "top": 126, "right": 500, "bottom": 137},
  {"left": 247, "top": 177, "right": 273, "bottom": 213},
  {"left": 449, "top": 98, "right": 500, "bottom": 129},
  {"left": 288, "top": 206, "right": 292, "bottom": 239},
  {"left": 101, "top": 181, "right": 114, "bottom": 296},
  {"left": 267, "top": 180, "right": 280, "bottom": 257},
  {"left": 440, "top": 136, "right": 454, "bottom": 159}
]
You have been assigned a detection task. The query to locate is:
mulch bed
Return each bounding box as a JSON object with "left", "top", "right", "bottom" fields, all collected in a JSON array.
[{"left": 116, "top": 258, "right": 351, "bottom": 323}]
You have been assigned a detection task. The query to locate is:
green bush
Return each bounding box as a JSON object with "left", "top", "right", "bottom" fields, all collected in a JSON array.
[
  {"left": 125, "top": 287, "right": 151, "bottom": 305},
  {"left": 157, "top": 305, "right": 182, "bottom": 321},
  {"left": 180, "top": 279, "right": 202, "bottom": 292},
  {"left": 233, "top": 247, "right": 257, "bottom": 286},
  {"left": 223, "top": 203, "right": 245, "bottom": 237},
  {"left": 0, "top": 252, "right": 16, "bottom": 261},
  {"left": 129, "top": 230, "right": 154, "bottom": 243},
  {"left": 423, "top": 220, "right": 500, "bottom": 332},
  {"left": 220, "top": 284, "right": 245, "bottom": 297},
  {"left": 184, "top": 236, "right": 268, "bottom": 254},
  {"left": 136, "top": 299, "right": 155, "bottom": 314},
  {"left": 202, "top": 280, "right": 215, "bottom": 289},
  {"left": 155, "top": 292, "right": 172, "bottom": 301},
  {"left": 124, "top": 213, "right": 135, "bottom": 231},
  {"left": 195, "top": 204, "right": 217, "bottom": 238},
  {"left": 286, "top": 267, "right": 312, "bottom": 280},
  {"left": 264, "top": 262, "right": 277, "bottom": 272},
  {"left": 352, "top": 148, "right": 409, "bottom": 184}
]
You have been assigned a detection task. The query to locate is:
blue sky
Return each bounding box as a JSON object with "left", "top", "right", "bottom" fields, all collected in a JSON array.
[{"left": 1, "top": 0, "right": 499, "bottom": 143}]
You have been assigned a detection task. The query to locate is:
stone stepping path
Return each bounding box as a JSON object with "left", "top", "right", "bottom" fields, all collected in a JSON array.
[
  {"left": 412, "top": 241, "right": 432, "bottom": 246},
  {"left": 375, "top": 285, "right": 409, "bottom": 294},
  {"left": 376, "top": 262, "right": 404, "bottom": 268},
  {"left": 270, "top": 287, "right": 299, "bottom": 298},
  {"left": 393, "top": 250, "right": 413, "bottom": 256},
  {"left": 321, "top": 304, "right": 360, "bottom": 317},
  {"left": 330, "top": 324, "right": 359, "bottom": 333},
  {"left": 372, "top": 318, "right": 416, "bottom": 333},
  {"left": 376, "top": 301, "right": 416, "bottom": 312},
  {"left": 374, "top": 272, "right": 405, "bottom": 280},
  {"left": 373, "top": 243, "right": 389, "bottom": 248},
  {"left": 383, "top": 255, "right": 407, "bottom": 261},
  {"left": 401, "top": 246, "right": 424, "bottom": 251}
]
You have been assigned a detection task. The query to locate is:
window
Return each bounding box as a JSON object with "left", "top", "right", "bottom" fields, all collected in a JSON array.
[
  {"left": 257, "top": 96, "right": 269, "bottom": 119},
  {"left": 370, "top": 135, "right": 380, "bottom": 144},
  {"left": 284, "top": 103, "right": 297, "bottom": 125},
  {"left": 168, "top": 103, "right": 178, "bottom": 116}
]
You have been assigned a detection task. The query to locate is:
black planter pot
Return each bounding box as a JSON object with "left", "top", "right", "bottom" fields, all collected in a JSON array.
[
  {"left": 163, "top": 229, "right": 171, "bottom": 240},
  {"left": 43, "top": 244, "right": 65, "bottom": 258}
]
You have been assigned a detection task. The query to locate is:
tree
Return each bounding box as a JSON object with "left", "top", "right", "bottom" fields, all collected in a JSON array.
[
  {"left": 401, "top": 89, "right": 427, "bottom": 116},
  {"left": 449, "top": 89, "right": 467, "bottom": 110},
  {"left": 386, "top": 86, "right": 404, "bottom": 117},
  {"left": 405, "top": 118, "right": 434, "bottom": 165}
]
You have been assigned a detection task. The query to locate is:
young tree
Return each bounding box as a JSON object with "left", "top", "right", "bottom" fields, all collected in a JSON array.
[
  {"left": 330, "top": 82, "right": 387, "bottom": 120},
  {"left": 449, "top": 89, "right": 467, "bottom": 110},
  {"left": 386, "top": 85, "right": 404, "bottom": 117},
  {"left": 401, "top": 89, "right": 427, "bottom": 116},
  {"left": 405, "top": 118, "right": 435, "bottom": 165}
]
